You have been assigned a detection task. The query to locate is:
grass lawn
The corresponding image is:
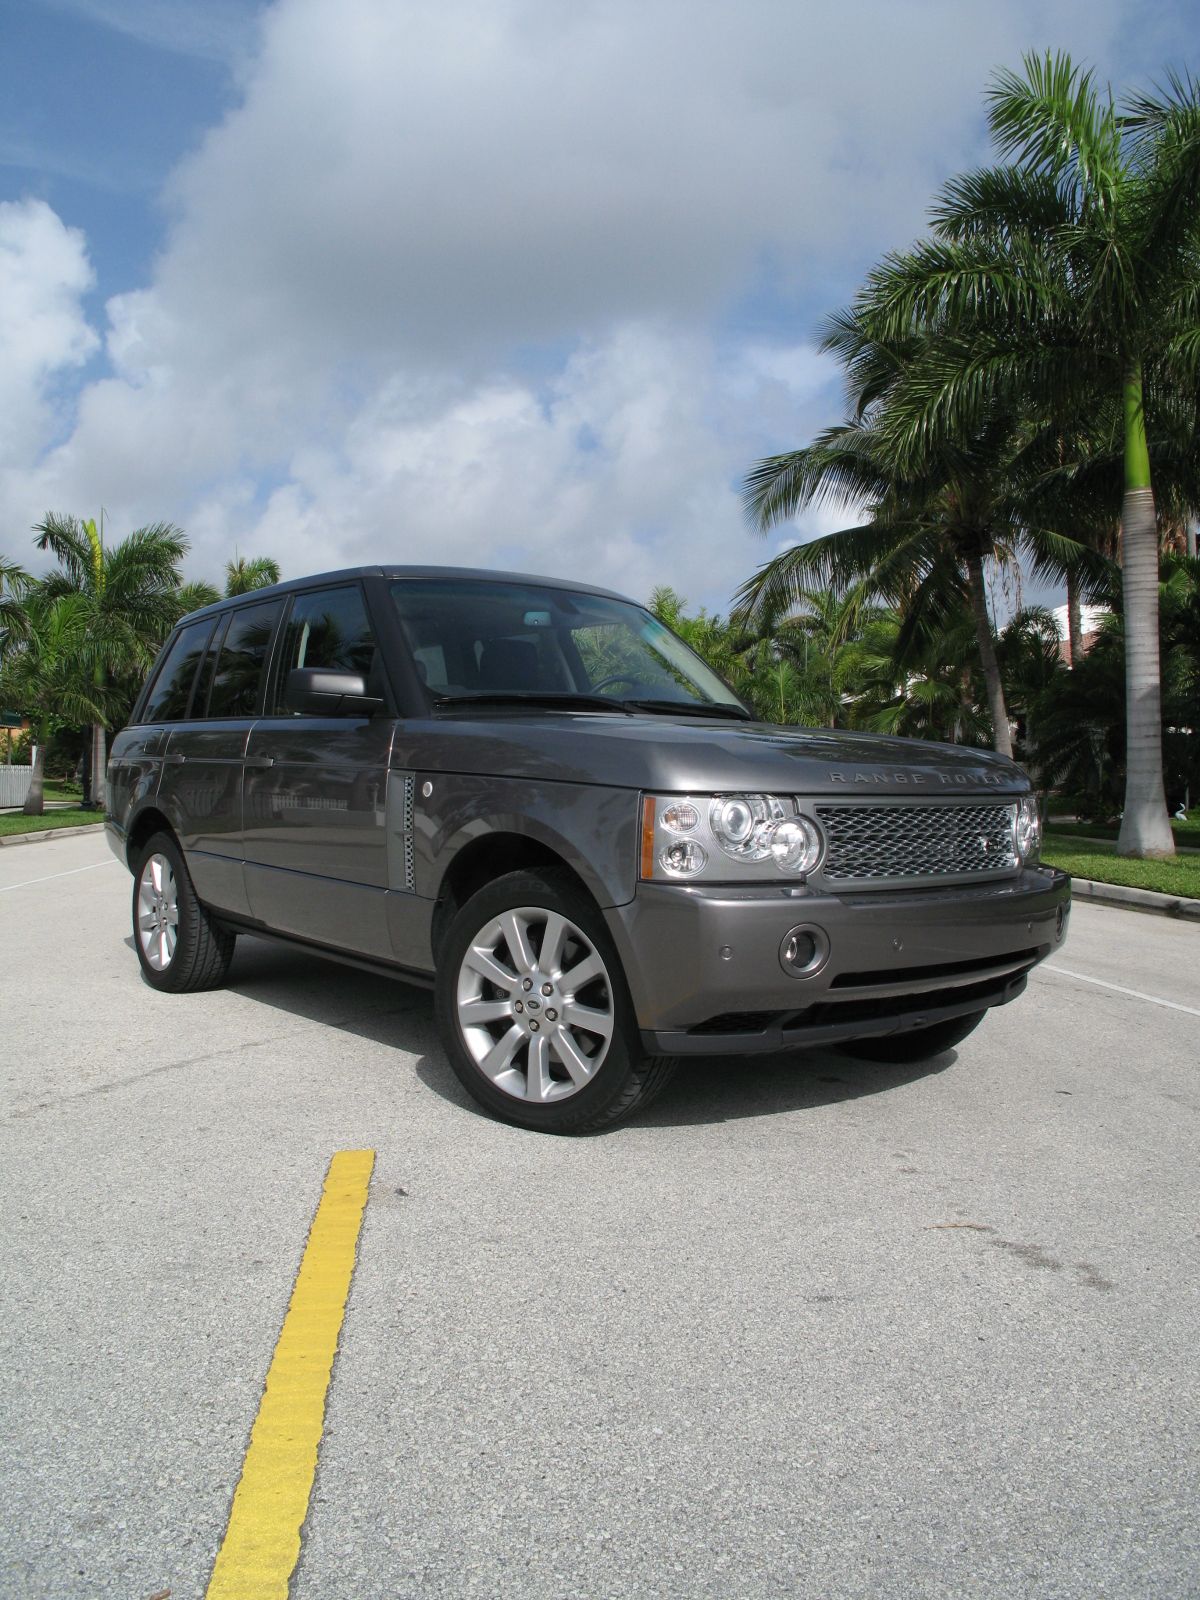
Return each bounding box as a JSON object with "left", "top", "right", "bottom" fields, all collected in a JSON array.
[
  {"left": 1045, "top": 815, "right": 1200, "bottom": 848},
  {"left": 1042, "top": 831, "right": 1200, "bottom": 899},
  {"left": 0, "top": 808, "right": 103, "bottom": 837}
]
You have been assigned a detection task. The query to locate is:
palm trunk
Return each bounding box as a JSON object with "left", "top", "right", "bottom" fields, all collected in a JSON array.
[
  {"left": 965, "top": 552, "right": 1012, "bottom": 759},
  {"left": 1066, "top": 568, "right": 1083, "bottom": 667},
  {"left": 22, "top": 741, "right": 45, "bottom": 816},
  {"left": 1116, "top": 367, "right": 1174, "bottom": 857},
  {"left": 91, "top": 721, "right": 107, "bottom": 811}
]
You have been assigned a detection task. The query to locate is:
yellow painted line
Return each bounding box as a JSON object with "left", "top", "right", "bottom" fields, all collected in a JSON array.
[{"left": 206, "top": 1150, "right": 375, "bottom": 1600}]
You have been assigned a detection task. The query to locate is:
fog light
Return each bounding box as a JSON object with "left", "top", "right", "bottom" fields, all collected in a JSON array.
[
  {"left": 779, "top": 923, "right": 829, "bottom": 978},
  {"left": 660, "top": 839, "right": 707, "bottom": 876}
]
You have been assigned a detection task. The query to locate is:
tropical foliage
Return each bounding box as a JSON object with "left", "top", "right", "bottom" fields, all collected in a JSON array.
[
  {"left": 742, "top": 53, "right": 1200, "bottom": 854},
  {"left": 1, "top": 519, "right": 283, "bottom": 812}
]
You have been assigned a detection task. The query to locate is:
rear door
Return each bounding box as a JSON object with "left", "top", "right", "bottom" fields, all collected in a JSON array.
[
  {"left": 242, "top": 581, "right": 395, "bottom": 959},
  {"left": 157, "top": 598, "right": 283, "bottom": 917}
]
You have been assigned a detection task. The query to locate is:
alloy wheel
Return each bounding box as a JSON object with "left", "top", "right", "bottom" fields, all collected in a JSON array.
[
  {"left": 136, "top": 852, "right": 179, "bottom": 971},
  {"left": 455, "top": 905, "right": 616, "bottom": 1103}
]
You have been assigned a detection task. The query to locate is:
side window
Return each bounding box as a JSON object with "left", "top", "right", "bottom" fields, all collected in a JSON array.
[
  {"left": 206, "top": 600, "right": 283, "bottom": 719},
  {"left": 189, "top": 613, "right": 228, "bottom": 720},
  {"left": 270, "top": 585, "right": 380, "bottom": 715},
  {"left": 140, "top": 619, "right": 215, "bottom": 723}
]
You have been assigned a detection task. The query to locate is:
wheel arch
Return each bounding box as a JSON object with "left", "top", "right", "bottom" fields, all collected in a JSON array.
[
  {"left": 430, "top": 832, "right": 595, "bottom": 961},
  {"left": 125, "top": 805, "right": 176, "bottom": 868}
]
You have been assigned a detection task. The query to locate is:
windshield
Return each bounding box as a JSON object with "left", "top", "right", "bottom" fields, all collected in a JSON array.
[{"left": 390, "top": 578, "right": 746, "bottom": 713}]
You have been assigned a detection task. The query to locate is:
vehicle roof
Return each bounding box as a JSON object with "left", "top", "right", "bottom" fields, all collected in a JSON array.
[{"left": 176, "top": 565, "right": 636, "bottom": 626}]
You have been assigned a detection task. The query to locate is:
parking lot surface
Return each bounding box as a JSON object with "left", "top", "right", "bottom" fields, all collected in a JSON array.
[{"left": 1, "top": 834, "right": 1198, "bottom": 1599}]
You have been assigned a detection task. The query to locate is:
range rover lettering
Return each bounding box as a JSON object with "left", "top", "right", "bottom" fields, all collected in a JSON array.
[{"left": 106, "top": 567, "right": 1071, "bottom": 1134}]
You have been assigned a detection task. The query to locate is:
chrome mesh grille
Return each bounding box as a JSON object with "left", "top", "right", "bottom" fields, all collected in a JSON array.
[{"left": 815, "top": 802, "right": 1017, "bottom": 882}]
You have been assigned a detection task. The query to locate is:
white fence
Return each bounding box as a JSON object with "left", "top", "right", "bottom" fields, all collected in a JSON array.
[{"left": 0, "top": 765, "right": 33, "bottom": 807}]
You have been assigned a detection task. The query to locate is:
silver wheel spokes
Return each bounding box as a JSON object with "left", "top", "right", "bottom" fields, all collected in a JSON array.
[
  {"left": 137, "top": 853, "right": 179, "bottom": 971},
  {"left": 456, "top": 906, "right": 615, "bottom": 1103}
]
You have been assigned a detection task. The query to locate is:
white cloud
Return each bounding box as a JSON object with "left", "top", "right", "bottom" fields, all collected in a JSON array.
[
  {"left": 0, "top": 200, "right": 98, "bottom": 476},
  {"left": 197, "top": 324, "right": 846, "bottom": 610},
  {"left": 4, "top": 0, "right": 1131, "bottom": 607}
]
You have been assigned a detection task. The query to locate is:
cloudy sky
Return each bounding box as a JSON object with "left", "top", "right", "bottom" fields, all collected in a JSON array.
[{"left": 0, "top": 0, "right": 1193, "bottom": 612}]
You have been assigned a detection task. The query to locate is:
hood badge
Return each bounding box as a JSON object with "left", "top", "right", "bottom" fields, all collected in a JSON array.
[{"left": 827, "top": 768, "right": 1006, "bottom": 787}]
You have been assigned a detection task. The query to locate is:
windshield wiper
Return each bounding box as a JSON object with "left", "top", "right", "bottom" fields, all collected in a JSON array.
[
  {"left": 432, "top": 691, "right": 630, "bottom": 714},
  {"left": 619, "top": 697, "right": 754, "bottom": 721}
]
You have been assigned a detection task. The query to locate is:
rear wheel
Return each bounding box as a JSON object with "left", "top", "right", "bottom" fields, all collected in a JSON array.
[
  {"left": 435, "top": 869, "right": 675, "bottom": 1134},
  {"left": 132, "top": 832, "right": 235, "bottom": 993},
  {"left": 837, "top": 1009, "right": 986, "bottom": 1064}
]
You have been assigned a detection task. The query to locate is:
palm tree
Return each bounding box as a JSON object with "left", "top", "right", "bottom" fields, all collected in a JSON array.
[
  {"left": 844, "top": 607, "right": 993, "bottom": 746},
  {"left": 739, "top": 382, "right": 1104, "bottom": 758},
  {"left": 33, "top": 514, "right": 188, "bottom": 809},
  {"left": 847, "top": 53, "right": 1200, "bottom": 854},
  {"left": 176, "top": 579, "right": 221, "bottom": 616},
  {"left": 0, "top": 556, "right": 31, "bottom": 658},
  {"left": 225, "top": 554, "right": 281, "bottom": 596},
  {"left": 0, "top": 593, "right": 111, "bottom": 814}
]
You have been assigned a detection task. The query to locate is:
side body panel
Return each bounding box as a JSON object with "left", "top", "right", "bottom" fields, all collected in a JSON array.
[
  {"left": 105, "top": 726, "right": 168, "bottom": 861},
  {"left": 157, "top": 722, "right": 251, "bottom": 915},
  {"left": 242, "top": 717, "right": 395, "bottom": 959}
]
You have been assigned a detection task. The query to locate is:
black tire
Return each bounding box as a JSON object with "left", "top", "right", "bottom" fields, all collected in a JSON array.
[
  {"left": 837, "top": 1009, "right": 987, "bottom": 1065},
  {"left": 132, "top": 831, "right": 235, "bottom": 994},
  {"left": 435, "top": 868, "right": 675, "bottom": 1134}
]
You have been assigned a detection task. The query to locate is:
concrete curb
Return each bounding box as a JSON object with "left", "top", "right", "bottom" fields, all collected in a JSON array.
[
  {"left": 0, "top": 822, "right": 107, "bottom": 848},
  {"left": 1070, "top": 875, "right": 1200, "bottom": 922}
]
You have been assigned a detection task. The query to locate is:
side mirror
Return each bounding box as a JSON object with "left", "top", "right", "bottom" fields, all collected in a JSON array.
[{"left": 284, "top": 667, "right": 385, "bottom": 717}]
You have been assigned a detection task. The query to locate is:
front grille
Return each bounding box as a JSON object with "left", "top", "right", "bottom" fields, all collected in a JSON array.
[{"left": 815, "top": 801, "right": 1017, "bottom": 883}]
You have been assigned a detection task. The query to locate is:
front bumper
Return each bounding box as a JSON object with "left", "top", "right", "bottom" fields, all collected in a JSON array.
[{"left": 604, "top": 867, "right": 1070, "bottom": 1056}]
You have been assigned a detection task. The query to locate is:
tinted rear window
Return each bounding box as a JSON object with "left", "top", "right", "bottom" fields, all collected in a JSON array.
[
  {"left": 141, "top": 619, "right": 215, "bottom": 722},
  {"left": 205, "top": 601, "right": 283, "bottom": 719}
]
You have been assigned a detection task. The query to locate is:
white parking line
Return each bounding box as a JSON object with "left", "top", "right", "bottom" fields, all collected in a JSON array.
[
  {"left": 0, "top": 859, "right": 118, "bottom": 894},
  {"left": 1042, "top": 964, "right": 1200, "bottom": 1018}
]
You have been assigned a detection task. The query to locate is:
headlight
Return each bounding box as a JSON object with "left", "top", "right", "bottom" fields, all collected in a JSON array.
[
  {"left": 642, "top": 793, "right": 823, "bottom": 881},
  {"left": 1015, "top": 794, "right": 1041, "bottom": 863}
]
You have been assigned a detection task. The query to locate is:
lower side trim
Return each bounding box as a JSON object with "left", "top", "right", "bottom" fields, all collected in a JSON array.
[{"left": 216, "top": 914, "right": 436, "bottom": 991}]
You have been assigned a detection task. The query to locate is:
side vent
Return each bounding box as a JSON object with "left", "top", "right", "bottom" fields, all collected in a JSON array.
[{"left": 390, "top": 771, "right": 416, "bottom": 892}]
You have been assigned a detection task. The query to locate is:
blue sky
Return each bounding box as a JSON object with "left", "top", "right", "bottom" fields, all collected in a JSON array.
[{"left": 0, "top": 0, "right": 1195, "bottom": 615}]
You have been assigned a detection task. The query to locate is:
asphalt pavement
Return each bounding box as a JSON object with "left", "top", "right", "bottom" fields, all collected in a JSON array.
[{"left": 1, "top": 834, "right": 1198, "bottom": 1599}]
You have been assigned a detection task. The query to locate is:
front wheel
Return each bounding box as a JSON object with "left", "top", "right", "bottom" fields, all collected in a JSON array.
[
  {"left": 435, "top": 869, "right": 675, "bottom": 1134},
  {"left": 837, "top": 1009, "right": 986, "bottom": 1064},
  {"left": 133, "top": 832, "right": 235, "bottom": 993}
]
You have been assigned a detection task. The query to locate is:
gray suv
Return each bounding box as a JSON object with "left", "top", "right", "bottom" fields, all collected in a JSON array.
[{"left": 106, "top": 567, "right": 1070, "bottom": 1133}]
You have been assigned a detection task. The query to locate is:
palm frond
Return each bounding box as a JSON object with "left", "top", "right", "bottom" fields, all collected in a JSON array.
[{"left": 987, "top": 51, "right": 1122, "bottom": 214}]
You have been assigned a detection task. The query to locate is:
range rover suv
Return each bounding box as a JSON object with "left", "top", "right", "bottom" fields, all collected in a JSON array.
[{"left": 106, "top": 566, "right": 1070, "bottom": 1133}]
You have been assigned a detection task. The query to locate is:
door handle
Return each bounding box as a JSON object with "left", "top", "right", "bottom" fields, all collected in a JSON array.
[
  {"left": 244, "top": 755, "right": 276, "bottom": 768},
  {"left": 162, "top": 752, "right": 187, "bottom": 765}
]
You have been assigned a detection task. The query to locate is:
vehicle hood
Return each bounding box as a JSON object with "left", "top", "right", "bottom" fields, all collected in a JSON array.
[{"left": 392, "top": 712, "right": 1030, "bottom": 796}]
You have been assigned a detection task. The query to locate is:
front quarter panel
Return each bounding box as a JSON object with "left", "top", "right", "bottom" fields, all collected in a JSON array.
[{"left": 414, "top": 775, "right": 639, "bottom": 909}]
